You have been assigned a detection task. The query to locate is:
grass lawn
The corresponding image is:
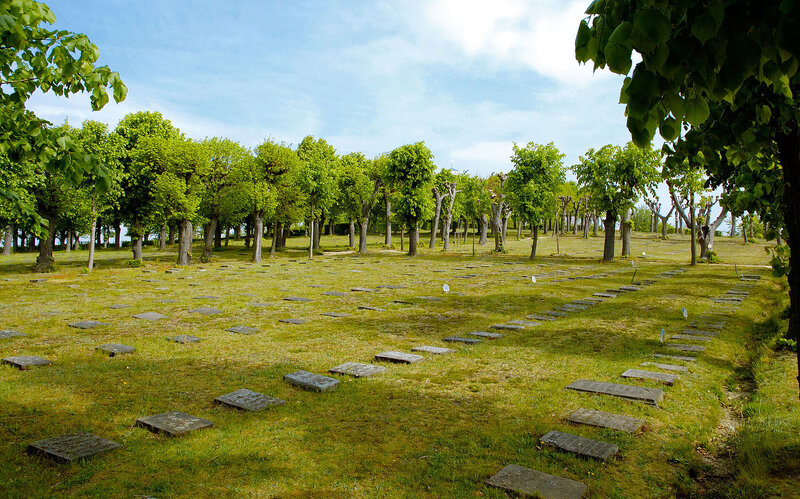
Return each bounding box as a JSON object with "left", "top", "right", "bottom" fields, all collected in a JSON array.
[{"left": 0, "top": 231, "right": 796, "bottom": 497}]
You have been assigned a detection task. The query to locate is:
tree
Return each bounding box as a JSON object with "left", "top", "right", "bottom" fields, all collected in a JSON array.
[
  {"left": 573, "top": 143, "right": 659, "bottom": 262},
  {"left": 296, "top": 136, "right": 338, "bottom": 257},
  {"left": 429, "top": 169, "right": 455, "bottom": 249},
  {"left": 645, "top": 198, "right": 675, "bottom": 240},
  {"left": 460, "top": 174, "right": 491, "bottom": 254},
  {"left": 385, "top": 142, "right": 436, "bottom": 257},
  {"left": 576, "top": 0, "right": 800, "bottom": 394},
  {"left": 668, "top": 166, "right": 728, "bottom": 263},
  {"left": 337, "top": 152, "right": 384, "bottom": 254}
]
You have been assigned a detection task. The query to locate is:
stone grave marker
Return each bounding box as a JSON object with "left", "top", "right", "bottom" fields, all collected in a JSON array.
[
  {"left": 377, "top": 285, "right": 406, "bottom": 289},
  {"left": 0, "top": 330, "right": 25, "bottom": 339},
  {"left": 540, "top": 430, "right": 619, "bottom": 461},
  {"left": 2, "top": 355, "right": 52, "bottom": 369},
  {"left": 249, "top": 302, "right": 272, "bottom": 308},
  {"left": 133, "top": 312, "right": 167, "bottom": 321},
  {"left": 411, "top": 345, "right": 456, "bottom": 355},
  {"left": 467, "top": 331, "right": 504, "bottom": 339},
  {"left": 542, "top": 311, "right": 567, "bottom": 318},
  {"left": 189, "top": 307, "right": 222, "bottom": 315},
  {"left": 374, "top": 351, "right": 423, "bottom": 364},
  {"left": 320, "top": 312, "right": 349, "bottom": 318},
  {"left": 168, "top": 335, "right": 201, "bottom": 344},
  {"left": 194, "top": 295, "right": 220, "bottom": 300},
  {"left": 329, "top": 362, "right": 387, "bottom": 378},
  {"left": 214, "top": 389, "right": 285, "bottom": 411},
  {"left": 156, "top": 299, "right": 179, "bottom": 304},
  {"left": 571, "top": 300, "right": 598, "bottom": 306},
  {"left": 621, "top": 368, "right": 679, "bottom": 386},
  {"left": 321, "top": 291, "right": 347, "bottom": 296},
  {"left": 283, "top": 370, "right": 339, "bottom": 391},
  {"left": 640, "top": 362, "right": 688, "bottom": 373},
  {"left": 667, "top": 343, "right": 705, "bottom": 353},
  {"left": 682, "top": 328, "right": 719, "bottom": 337},
  {"left": 670, "top": 334, "right": 712, "bottom": 342},
  {"left": 351, "top": 287, "right": 376, "bottom": 292},
  {"left": 226, "top": 325, "right": 258, "bottom": 335},
  {"left": 593, "top": 292, "right": 616, "bottom": 298},
  {"left": 619, "top": 286, "right": 641, "bottom": 292},
  {"left": 486, "top": 464, "right": 588, "bottom": 499},
  {"left": 279, "top": 318, "right": 306, "bottom": 325},
  {"left": 68, "top": 320, "right": 108, "bottom": 330},
  {"left": 506, "top": 319, "right": 542, "bottom": 327},
  {"left": 392, "top": 300, "right": 414, "bottom": 305},
  {"left": 26, "top": 432, "right": 121, "bottom": 463},
  {"left": 527, "top": 314, "right": 556, "bottom": 322},
  {"left": 417, "top": 296, "right": 442, "bottom": 301},
  {"left": 567, "top": 408, "right": 643, "bottom": 433},
  {"left": 442, "top": 336, "right": 481, "bottom": 344},
  {"left": 284, "top": 296, "right": 314, "bottom": 302},
  {"left": 135, "top": 411, "right": 213, "bottom": 436},
  {"left": 358, "top": 305, "right": 385, "bottom": 312},
  {"left": 653, "top": 353, "right": 697, "bottom": 362},
  {"left": 489, "top": 324, "right": 524, "bottom": 331},
  {"left": 566, "top": 379, "right": 663, "bottom": 405},
  {"left": 96, "top": 344, "right": 135, "bottom": 357},
  {"left": 107, "top": 304, "right": 131, "bottom": 309}
]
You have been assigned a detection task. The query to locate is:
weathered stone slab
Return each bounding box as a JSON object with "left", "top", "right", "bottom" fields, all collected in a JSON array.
[
  {"left": 284, "top": 296, "right": 314, "bottom": 302},
  {"left": 527, "top": 314, "right": 556, "bottom": 321},
  {"left": 619, "top": 286, "right": 641, "bottom": 292},
  {"left": 133, "top": 312, "right": 167, "bottom": 321},
  {"left": 358, "top": 305, "right": 385, "bottom": 311},
  {"left": 489, "top": 324, "right": 524, "bottom": 331},
  {"left": 670, "top": 334, "right": 712, "bottom": 342},
  {"left": 487, "top": 464, "right": 588, "bottom": 499},
  {"left": 682, "top": 328, "right": 719, "bottom": 337},
  {"left": 377, "top": 285, "right": 406, "bottom": 289},
  {"left": 0, "top": 330, "right": 25, "bottom": 339},
  {"left": 108, "top": 304, "right": 131, "bottom": 309},
  {"left": 567, "top": 408, "right": 643, "bottom": 433},
  {"left": 593, "top": 292, "right": 616, "bottom": 298},
  {"left": 193, "top": 295, "right": 219, "bottom": 300},
  {"left": 467, "top": 331, "right": 504, "bottom": 339},
  {"left": 571, "top": 300, "right": 598, "bottom": 306},
  {"left": 249, "top": 302, "right": 272, "bottom": 308},
  {"left": 329, "top": 362, "right": 387, "bottom": 378},
  {"left": 562, "top": 303, "right": 589, "bottom": 310},
  {"left": 156, "top": 299, "right": 179, "bottom": 304},
  {"left": 168, "top": 335, "right": 201, "bottom": 344},
  {"left": 68, "top": 320, "right": 107, "bottom": 329},
  {"left": 507, "top": 319, "right": 542, "bottom": 327},
  {"left": 540, "top": 430, "right": 619, "bottom": 461},
  {"left": 653, "top": 353, "right": 697, "bottom": 362},
  {"left": 214, "top": 388, "right": 285, "bottom": 411},
  {"left": 667, "top": 343, "right": 706, "bottom": 353},
  {"left": 27, "top": 432, "right": 121, "bottom": 463},
  {"left": 322, "top": 291, "right": 347, "bottom": 296},
  {"left": 351, "top": 287, "right": 376, "bottom": 292},
  {"left": 226, "top": 325, "right": 258, "bottom": 335},
  {"left": 375, "top": 351, "right": 424, "bottom": 364},
  {"left": 321, "top": 312, "right": 349, "bottom": 318},
  {"left": 553, "top": 306, "right": 579, "bottom": 313},
  {"left": 279, "top": 318, "right": 306, "bottom": 325},
  {"left": 96, "top": 344, "right": 135, "bottom": 356},
  {"left": 566, "top": 379, "right": 664, "bottom": 405},
  {"left": 392, "top": 300, "right": 414, "bottom": 305},
  {"left": 418, "top": 296, "right": 442, "bottom": 301},
  {"left": 621, "top": 368, "right": 679, "bottom": 386},
  {"left": 135, "top": 411, "right": 213, "bottom": 436},
  {"left": 2, "top": 355, "right": 52, "bottom": 369},
  {"left": 412, "top": 345, "right": 456, "bottom": 355},
  {"left": 542, "top": 311, "right": 567, "bottom": 318},
  {"left": 442, "top": 336, "right": 481, "bottom": 344},
  {"left": 189, "top": 307, "right": 222, "bottom": 315},
  {"left": 283, "top": 370, "right": 339, "bottom": 391},
  {"left": 641, "top": 362, "right": 689, "bottom": 373}
]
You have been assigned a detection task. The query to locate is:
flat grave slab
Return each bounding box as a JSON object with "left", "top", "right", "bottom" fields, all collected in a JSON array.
[
  {"left": 2, "top": 356, "right": 52, "bottom": 369},
  {"left": 593, "top": 292, "right": 616, "bottom": 298},
  {"left": 321, "top": 312, "right": 349, "bottom": 318},
  {"left": 671, "top": 334, "right": 712, "bottom": 342},
  {"left": 351, "top": 287, "right": 376, "bottom": 292},
  {"left": 249, "top": 302, "right": 272, "bottom": 308},
  {"left": 571, "top": 300, "right": 598, "bottom": 306},
  {"left": 392, "top": 300, "right": 413, "bottom": 305},
  {"left": 193, "top": 295, "right": 220, "bottom": 300},
  {"left": 412, "top": 345, "right": 456, "bottom": 355},
  {"left": 321, "top": 291, "right": 347, "bottom": 296},
  {"left": 107, "top": 304, "right": 131, "bottom": 309},
  {"left": 641, "top": 362, "right": 688, "bottom": 373},
  {"left": 566, "top": 379, "right": 664, "bottom": 405},
  {"left": 542, "top": 311, "right": 567, "bottom": 317},
  {"left": 0, "top": 330, "right": 25, "bottom": 339},
  {"left": 26, "top": 432, "right": 121, "bottom": 463},
  {"left": 226, "top": 325, "right": 258, "bottom": 335},
  {"left": 567, "top": 408, "right": 643, "bottom": 433},
  {"left": 284, "top": 296, "right": 314, "bottom": 302},
  {"left": 168, "top": 335, "right": 201, "bottom": 344},
  {"left": 375, "top": 351, "right": 423, "bottom": 364},
  {"left": 489, "top": 324, "right": 524, "bottom": 331},
  {"left": 487, "top": 464, "right": 588, "bottom": 499},
  {"left": 417, "top": 296, "right": 442, "bottom": 301},
  {"left": 189, "top": 307, "right": 222, "bottom": 315},
  {"left": 507, "top": 319, "right": 542, "bottom": 327},
  {"left": 133, "top": 312, "right": 167, "bottom": 321},
  {"left": 279, "top": 318, "right": 306, "bottom": 325},
  {"left": 156, "top": 299, "right": 179, "bottom": 304},
  {"left": 527, "top": 314, "right": 556, "bottom": 321},
  {"left": 682, "top": 328, "right": 719, "bottom": 337},
  {"left": 667, "top": 343, "right": 706, "bottom": 353},
  {"left": 467, "top": 331, "right": 504, "bottom": 339},
  {"left": 283, "top": 370, "right": 339, "bottom": 391},
  {"left": 96, "top": 344, "right": 135, "bottom": 357},
  {"left": 621, "top": 368, "right": 678, "bottom": 386},
  {"left": 653, "top": 353, "right": 697, "bottom": 362},
  {"left": 540, "top": 430, "right": 618, "bottom": 461},
  {"left": 443, "top": 336, "right": 481, "bottom": 344},
  {"left": 619, "top": 286, "right": 641, "bottom": 292},
  {"left": 214, "top": 388, "right": 285, "bottom": 411},
  {"left": 135, "top": 411, "right": 213, "bottom": 436},
  {"left": 562, "top": 303, "right": 589, "bottom": 310},
  {"left": 377, "top": 285, "right": 406, "bottom": 289},
  {"left": 68, "top": 320, "right": 107, "bottom": 329},
  {"left": 358, "top": 305, "right": 385, "bottom": 311},
  {"left": 329, "top": 362, "right": 387, "bottom": 378}
]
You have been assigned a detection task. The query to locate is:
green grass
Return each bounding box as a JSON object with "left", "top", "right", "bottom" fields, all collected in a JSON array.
[{"left": 0, "top": 231, "right": 793, "bottom": 497}]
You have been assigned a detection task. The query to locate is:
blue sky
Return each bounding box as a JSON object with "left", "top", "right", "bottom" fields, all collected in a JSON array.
[{"left": 30, "top": 0, "right": 637, "bottom": 177}]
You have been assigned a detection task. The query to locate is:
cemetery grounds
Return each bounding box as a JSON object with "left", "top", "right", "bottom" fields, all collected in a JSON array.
[{"left": 0, "top": 232, "right": 798, "bottom": 497}]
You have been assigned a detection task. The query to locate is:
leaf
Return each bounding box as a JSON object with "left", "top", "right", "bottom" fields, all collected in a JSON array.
[
  {"left": 575, "top": 20, "right": 591, "bottom": 62},
  {"left": 632, "top": 9, "right": 670, "bottom": 53},
  {"left": 604, "top": 22, "right": 634, "bottom": 74},
  {"left": 685, "top": 96, "right": 710, "bottom": 126},
  {"left": 663, "top": 93, "right": 685, "bottom": 120},
  {"left": 659, "top": 116, "right": 679, "bottom": 141},
  {"left": 691, "top": 13, "right": 719, "bottom": 44}
]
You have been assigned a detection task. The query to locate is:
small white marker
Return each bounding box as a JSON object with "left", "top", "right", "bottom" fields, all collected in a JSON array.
[
  {"left": 642, "top": 252, "right": 646, "bottom": 256},
  {"left": 682, "top": 307, "right": 688, "bottom": 319},
  {"left": 531, "top": 275, "right": 536, "bottom": 284},
  {"left": 660, "top": 328, "right": 665, "bottom": 344},
  {"left": 442, "top": 284, "right": 450, "bottom": 293}
]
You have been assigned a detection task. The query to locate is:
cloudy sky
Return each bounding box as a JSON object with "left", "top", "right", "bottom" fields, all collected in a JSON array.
[{"left": 29, "top": 0, "right": 640, "bottom": 177}]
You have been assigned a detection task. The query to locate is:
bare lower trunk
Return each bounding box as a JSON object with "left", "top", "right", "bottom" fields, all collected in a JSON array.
[
  {"left": 87, "top": 198, "right": 97, "bottom": 271},
  {"left": 429, "top": 191, "right": 443, "bottom": 249},
  {"left": 529, "top": 226, "right": 539, "bottom": 260},
  {"left": 408, "top": 219, "right": 418, "bottom": 256},
  {"left": 65, "top": 230, "right": 72, "bottom": 253},
  {"left": 348, "top": 220, "right": 355, "bottom": 249},
  {"left": 660, "top": 216, "right": 669, "bottom": 238},
  {"left": 177, "top": 219, "right": 193, "bottom": 266},
  {"left": 202, "top": 216, "right": 218, "bottom": 261},
  {"left": 167, "top": 224, "right": 175, "bottom": 245},
  {"left": 384, "top": 197, "right": 392, "bottom": 247},
  {"left": 621, "top": 208, "right": 631, "bottom": 257},
  {"left": 689, "top": 195, "right": 697, "bottom": 266},
  {"left": 159, "top": 224, "right": 167, "bottom": 250},
  {"left": 270, "top": 221, "right": 280, "bottom": 257},
  {"left": 115, "top": 223, "right": 122, "bottom": 248},
  {"left": 479, "top": 215, "right": 488, "bottom": 246},
  {"left": 252, "top": 213, "right": 264, "bottom": 263},
  {"left": 359, "top": 220, "right": 368, "bottom": 254},
  {"left": 35, "top": 216, "right": 57, "bottom": 272},
  {"left": 2, "top": 225, "right": 12, "bottom": 255},
  {"left": 602, "top": 210, "right": 616, "bottom": 263}
]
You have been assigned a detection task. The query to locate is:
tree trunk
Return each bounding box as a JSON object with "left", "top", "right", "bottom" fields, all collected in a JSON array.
[
  {"left": 530, "top": 225, "right": 539, "bottom": 260},
  {"left": 2, "top": 225, "right": 12, "bottom": 255},
  {"left": 408, "top": 219, "right": 418, "bottom": 256},
  {"left": 244, "top": 219, "right": 252, "bottom": 249},
  {"left": 115, "top": 223, "right": 122, "bottom": 248},
  {"left": 384, "top": 196, "right": 392, "bottom": 247},
  {"left": 660, "top": 216, "right": 669, "bottom": 239},
  {"left": 400, "top": 224, "right": 404, "bottom": 251},
  {"left": 501, "top": 213, "right": 509, "bottom": 246},
  {"left": 329, "top": 218, "right": 335, "bottom": 236},
  {"left": 159, "top": 223, "right": 167, "bottom": 250},
  {"left": 214, "top": 223, "right": 222, "bottom": 249},
  {"left": 359, "top": 220, "right": 368, "bottom": 254},
  {"left": 429, "top": 190, "right": 444, "bottom": 249},
  {"left": 177, "top": 219, "right": 193, "bottom": 266},
  {"left": 602, "top": 210, "right": 616, "bottom": 263},
  {"left": 131, "top": 221, "right": 143, "bottom": 261},
  {"left": 270, "top": 221, "right": 280, "bottom": 257},
  {"left": 491, "top": 204, "right": 503, "bottom": 252},
  {"left": 167, "top": 224, "right": 175, "bottom": 245},
  {"left": 621, "top": 208, "right": 631, "bottom": 257},
  {"left": 689, "top": 194, "right": 697, "bottom": 266},
  {"left": 65, "top": 230, "right": 72, "bottom": 253},
  {"left": 202, "top": 215, "right": 218, "bottom": 261},
  {"left": 348, "top": 220, "right": 355, "bottom": 248},
  {"left": 87, "top": 199, "right": 97, "bottom": 272},
  {"left": 309, "top": 203, "right": 315, "bottom": 259},
  {"left": 35, "top": 216, "right": 57, "bottom": 272},
  {"left": 252, "top": 213, "right": 264, "bottom": 263},
  {"left": 479, "top": 215, "right": 488, "bottom": 246}
]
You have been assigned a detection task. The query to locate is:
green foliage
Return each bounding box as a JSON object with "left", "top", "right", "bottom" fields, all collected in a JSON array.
[
  {"left": 124, "top": 258, "right": 143, "bottom": 268},
  {"left": 459, "top": 174, "right": 490, "bottom": 223},
  {"left": 296, "top": 136, "right": 338, "bottom": 219},
  {"left": 766, "top": 244, "right": 790, "bottom": 278},
  {"left": 631, "top": 205, "right": 653, "bottom": 232},
  {"left": 775, "top": 337, "right": 796, "bottom": 352},
  {"left": 505, "top": 142, "right": 565, "bottom": 228},
  {"left": 706, "top": 250, "right": 721, "bottom": 263},
  {"left": 385, "top": 142, "right": 436, "bottom": 226}
]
